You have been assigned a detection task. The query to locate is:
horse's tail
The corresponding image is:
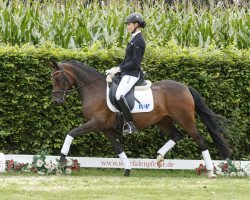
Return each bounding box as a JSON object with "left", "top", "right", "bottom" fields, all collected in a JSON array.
[{"left": 188, "top": 87, "right": 232, "bottom": 159}]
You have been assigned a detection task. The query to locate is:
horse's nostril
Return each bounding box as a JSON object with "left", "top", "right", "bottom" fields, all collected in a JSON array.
[
  {"left": 53, "top": 98, "right": 64, "bottom": 105},
  {"left": 53, "top": 99, "right": 60, "bottom": 104}
]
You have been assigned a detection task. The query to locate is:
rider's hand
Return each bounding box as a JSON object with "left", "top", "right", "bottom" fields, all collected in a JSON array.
[
  {"left": 105, "top": 69, "right": 111, "bottom": 75},
  {"left": 105, "top": 67, "right": 120, "bottom": 75},
  {"left": 106, "top": 74, "right": 113, "bottom": 83}
]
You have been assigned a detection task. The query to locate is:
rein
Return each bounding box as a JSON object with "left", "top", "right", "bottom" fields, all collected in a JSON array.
[
  {"left": 67, "top": 75, "right": 106, "bottom": 94},
  {"left": 51, "top": 66, "right": 106, "bottom": 97}
]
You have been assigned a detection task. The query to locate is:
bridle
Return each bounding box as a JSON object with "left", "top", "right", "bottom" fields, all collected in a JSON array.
[
  {"left": 51, "top": 66, "right": 106, "bottom": 99},
  {"left": 51, "top": 66, "right": 71, "bottom": 99}
]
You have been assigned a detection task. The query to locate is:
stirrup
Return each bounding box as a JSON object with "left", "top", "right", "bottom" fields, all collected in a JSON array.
[{"left": 123, "top": 122, "right": 137, "bottom": 135}]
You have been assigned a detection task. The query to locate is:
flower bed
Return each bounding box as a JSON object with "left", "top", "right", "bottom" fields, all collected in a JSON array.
[
  {"left": 196, "top": 159, "right": 250, "bottom": 177},
  {"left": 5, "top": 152, "right": 80, "bottom": 175}
]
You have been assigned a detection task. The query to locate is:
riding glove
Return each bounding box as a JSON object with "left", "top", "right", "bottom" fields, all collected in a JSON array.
[{"left": 105, "top": 67, "right": 121, "bottom": 75}]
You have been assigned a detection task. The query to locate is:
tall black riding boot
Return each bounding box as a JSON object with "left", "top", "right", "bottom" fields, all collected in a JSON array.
[{"left": 118, "top": 96, "right": 137, "bottom": 134}]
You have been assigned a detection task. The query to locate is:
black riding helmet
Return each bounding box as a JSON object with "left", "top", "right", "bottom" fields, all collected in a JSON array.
[{"left": 125, "top": 12, "right": 146, "bottom": 28}]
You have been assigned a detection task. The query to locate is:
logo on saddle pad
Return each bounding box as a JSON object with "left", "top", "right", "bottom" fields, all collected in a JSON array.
[
  {"left": 106, "top": 77, "right": 154, "bottom": 113},
  {"left": 139, "top": 103, "right": 150, "bottom": 109}
]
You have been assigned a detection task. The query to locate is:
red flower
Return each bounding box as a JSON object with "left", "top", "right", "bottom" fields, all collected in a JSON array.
[
  {"left": 6, "top": 160, "right": 15, "bottom": 172},
  {"left": 222, "top": 163, "right": 228, "bottom": 172},
  {"left": 70, "top": 159, "right": 80, "bottom": 171},
  {"left": 196, "top": 163, "right": 209, "bottom": 175}
]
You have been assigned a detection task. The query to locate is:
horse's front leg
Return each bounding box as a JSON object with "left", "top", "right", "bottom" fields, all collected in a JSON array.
[
  {"left": 105, "top": 130, "right": 131, "bottom": 176},
  {"left": 60, "top": 119, "right": 99, "bottom": 163}
]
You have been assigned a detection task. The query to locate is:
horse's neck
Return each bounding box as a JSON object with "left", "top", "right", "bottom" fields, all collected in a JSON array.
[
  {"left": 73, "top": 68, "right": 106, "bottom": 101},
  {"left": 77, "top": 78, "right": 106, "bottom": 93}
]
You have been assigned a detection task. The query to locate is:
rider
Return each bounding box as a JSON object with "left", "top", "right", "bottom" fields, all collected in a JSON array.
[{"left": 106, "top": 12, "right": 146, "bottom": 134}]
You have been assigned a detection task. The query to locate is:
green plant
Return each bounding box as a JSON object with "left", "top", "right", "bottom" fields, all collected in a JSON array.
[
  {"left": 5, "top": 151, "right": 80, "bottom": 175},
  {"left": 215, "top": 159, "right": 250, "bottom": 177},
  {"left": 0, "top": 0, "right": 249, "bottom": 49}
]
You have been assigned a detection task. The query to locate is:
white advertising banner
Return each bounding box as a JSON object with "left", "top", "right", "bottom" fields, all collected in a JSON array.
[
  {"left": 3, "top": 154, "right": 250, "bottom": 170},
  {"left": 0, "top": 153, "right": 5, "bottom": 172}
]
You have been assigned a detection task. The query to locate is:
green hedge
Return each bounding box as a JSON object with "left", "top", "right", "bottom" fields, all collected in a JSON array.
[{"left": 0, "top": 42, "right": 249, "bottom": 160}]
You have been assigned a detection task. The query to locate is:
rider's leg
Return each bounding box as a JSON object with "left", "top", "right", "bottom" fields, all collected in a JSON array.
[
  {"left": 116, "top": 75, "right": 139, "bottom": 134},
  {"left": 118, "top": 95, "right": 137, "bottom": 133}
]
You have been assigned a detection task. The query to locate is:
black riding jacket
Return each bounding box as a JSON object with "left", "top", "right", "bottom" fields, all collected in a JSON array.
[{"left": 119, "top": 32, "right": 145, "bottom": 79}]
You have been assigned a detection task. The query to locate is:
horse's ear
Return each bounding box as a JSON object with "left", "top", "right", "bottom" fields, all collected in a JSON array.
[{"left": 48, "top": 60, "right": 60, "bottom": 70}]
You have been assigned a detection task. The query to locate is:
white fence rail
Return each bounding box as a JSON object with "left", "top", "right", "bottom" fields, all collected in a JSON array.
[{"left": 1, "top": 154, "right": 250, "bottom": 172}]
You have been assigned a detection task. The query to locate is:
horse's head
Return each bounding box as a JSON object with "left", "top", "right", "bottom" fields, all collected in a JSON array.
[{"left": 49, "top": 61, "right": 72, "bottom": 105}]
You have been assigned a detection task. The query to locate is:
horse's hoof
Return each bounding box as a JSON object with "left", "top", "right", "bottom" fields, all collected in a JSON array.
[
  {"left": 156, "top": 154, "right": 164, "bottom": 168},
  {"left": 124, "top": 169, "right": 130, "bottom": 177},
  {"left": 207, "top": 170, "right": 217, "bottom": 179},
  {"left": 60, "top": 155, "right": 67, "bottom": 167}
]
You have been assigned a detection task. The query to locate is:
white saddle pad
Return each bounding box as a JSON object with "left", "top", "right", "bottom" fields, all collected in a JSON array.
[{"left": 106, "top": 83, "right": 154, "bottom": 113}]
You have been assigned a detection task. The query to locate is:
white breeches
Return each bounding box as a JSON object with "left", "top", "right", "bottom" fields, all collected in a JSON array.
[{"left": 115, "top": 75, "right": 139, "bottom": 100}]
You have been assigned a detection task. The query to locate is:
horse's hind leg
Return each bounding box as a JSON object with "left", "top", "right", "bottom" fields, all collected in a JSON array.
[
  {"left": 156, "top": 118, "right": 183, "bottom": 167},
  {"left": 184, "top": 125, "right": 216, "bottom": 178},
  {"left": 174, "top": 112, "right": 216, "bottom": 178},
  {"left": 105, "top": 130, "right": 131, "bottom": 177}
]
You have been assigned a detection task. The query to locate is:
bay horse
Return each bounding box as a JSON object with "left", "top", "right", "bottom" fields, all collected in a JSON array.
[{"left": 49, "top": 60, "right": 232, "bottom": 178}]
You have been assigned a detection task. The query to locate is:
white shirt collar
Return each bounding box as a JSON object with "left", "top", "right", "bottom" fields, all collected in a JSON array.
[{"left": 131, "top": 30, "right": 141, "bottom": 38}]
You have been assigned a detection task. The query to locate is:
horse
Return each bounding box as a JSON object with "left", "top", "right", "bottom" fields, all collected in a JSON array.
[{"left": 49, "top": 60, "right": 232, "bottom": 178}]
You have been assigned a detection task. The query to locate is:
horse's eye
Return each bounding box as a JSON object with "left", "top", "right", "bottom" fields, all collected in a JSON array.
[{"left": 53, "top": 76, "right": 61, "bottom": 82}]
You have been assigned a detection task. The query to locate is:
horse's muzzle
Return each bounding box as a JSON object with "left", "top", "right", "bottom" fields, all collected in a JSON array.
[{"left": 52, "top": 97, "right": 65, "bottom": 105}]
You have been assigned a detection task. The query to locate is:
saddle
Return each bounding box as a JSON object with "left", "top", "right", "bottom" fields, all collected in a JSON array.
[
  {"left": 107, "top": 75, "right": 154, "bottom": 133},
  {"left": 108, "top": 75, "right": 150, "bottom": 111}
]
